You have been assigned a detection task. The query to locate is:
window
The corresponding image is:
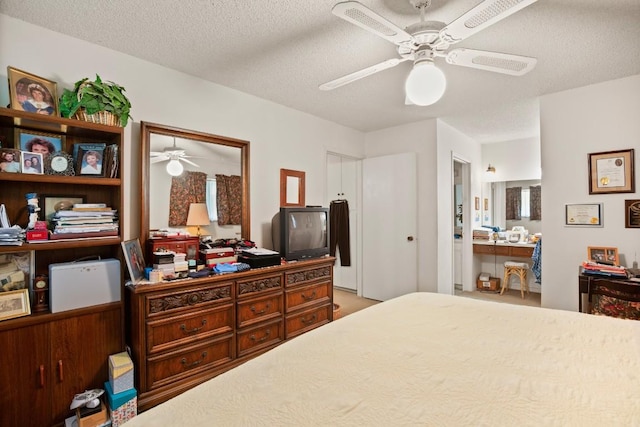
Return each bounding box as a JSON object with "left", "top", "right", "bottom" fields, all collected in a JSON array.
[
  {"left": 205, "top": 178, "right": 218, "bottom": 222},
  {"left": 521, "top": 188, "right": 530, "bottom": 218}
]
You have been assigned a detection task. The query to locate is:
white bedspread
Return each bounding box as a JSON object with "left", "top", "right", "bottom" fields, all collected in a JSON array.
[{"left": 125, "top": 293, "right": 640, "bottom": 426}]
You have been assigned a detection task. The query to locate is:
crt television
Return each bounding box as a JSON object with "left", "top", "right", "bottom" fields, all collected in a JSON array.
[{"left": 272, "top": 207, "right": 330, "bottom": 261}]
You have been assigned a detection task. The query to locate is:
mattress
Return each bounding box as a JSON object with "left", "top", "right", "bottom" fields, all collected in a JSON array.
[{"left": 125, "top": 292, "right": 640, "bottom": 426}]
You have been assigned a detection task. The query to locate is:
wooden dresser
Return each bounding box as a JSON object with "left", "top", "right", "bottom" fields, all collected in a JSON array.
[{"left": 126, "top": 256, "right": 335, "bottom": 411}]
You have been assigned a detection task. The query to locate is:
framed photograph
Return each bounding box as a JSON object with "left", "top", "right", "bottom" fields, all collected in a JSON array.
[
  {"left": 41, "top": 195, "right": 86, "bottom": 223},
  {"left": 625, "top": 199, "right": 640, "bottom": 228},
  {"left": 121, "top": 239, "right": 146, "bottom": 283},
  {"left": 0, "top": 252, "right": 32, "bottom": 292},
  {"left": 0, "top": 149, "right": 22, "bottom": 173},
  {"left": 0, "top": 289, "right": 31, "bottom": 322},
  {"left": 483, "top": 198, "right": 489, "bottom": 211},
  {"left": 44, "top": 151, "right": 75, "bottom": 176},
  {"left": 74, "top": 143, "right": 106, "bottom": 176},
  {"left": 565, "top": 203, "right": 603, "bottom": 227},
  {"left": 474, "top": 197, "right": 480, "bottom": 211},
  {"left": 15, "top": 129, "right": 64, "bottom": 155},
  {"left": 7, "top": 66, "right": 59, "bottom": 116},
  {"left": 587, "top": 246, "right": 619, "bottom": 265},
  {"left": 588, "top": 149, "right": 635, "bottom": 194},
  {"left": 20, "top": 152, "right": 44, "bottom": 175}
]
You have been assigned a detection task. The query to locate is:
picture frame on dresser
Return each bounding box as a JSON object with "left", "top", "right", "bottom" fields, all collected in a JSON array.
[
  {"left": 122, "top": 239, "right": 146, "bottom": 283},
  {"left": 587, "top": 246, "right": 619, "bottom": 265},
  {"left": 588, "top": 149, "right": 635, "bottom": 194},
  {"left": 0, "top": 289, "right": 31, "bottom": 322}
]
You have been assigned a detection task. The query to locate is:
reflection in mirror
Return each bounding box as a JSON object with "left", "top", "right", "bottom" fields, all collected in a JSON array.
[
  {"left": 482, "top": 179, "right": 541, "bottom": 235},
  {"left": 140, "top": 122, "right": 250, "bottom": 251}
]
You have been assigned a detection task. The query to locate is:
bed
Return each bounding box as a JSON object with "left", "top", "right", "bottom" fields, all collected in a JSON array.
[{"left": 124, "top": 292, "right": 640, "bottom": 426}]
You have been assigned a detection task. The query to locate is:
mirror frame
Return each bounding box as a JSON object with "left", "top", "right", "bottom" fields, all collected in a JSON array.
[
  {"left": 279, "top": 168, "right": 306, "bottom": 207},
  {"left": 140, "top": 121, "right": 250, "bottom": 251}
]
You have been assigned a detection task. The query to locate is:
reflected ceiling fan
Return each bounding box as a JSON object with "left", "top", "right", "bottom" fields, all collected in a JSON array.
[
  {"left": 150, "top": 138, "right": 201, "bottom": 176},
  {"left": 320, "top": 0, "right": 538, "bottom": 106}
]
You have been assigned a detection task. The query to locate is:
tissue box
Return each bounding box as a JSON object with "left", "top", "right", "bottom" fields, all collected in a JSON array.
[
  {"left": 105, "top": 382, "right": 137, "bottom": 427},
  {"left": 108, "top": 352, "right": 134, "bottom": 394}
]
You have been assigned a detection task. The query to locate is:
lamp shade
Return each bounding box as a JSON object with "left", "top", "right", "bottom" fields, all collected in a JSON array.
[
  {"left": 187, "top": 203, "right": 210, "bottom": 226},
  {"left": 405, "top": 61, "right": 446, "bottom": 106},
  {"left": 166, "top": 159, "right": 184, "bottom": 176}
]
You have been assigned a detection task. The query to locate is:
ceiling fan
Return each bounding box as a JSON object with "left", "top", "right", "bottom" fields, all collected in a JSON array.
[
  {"left": 150, "top": 138, "right": 200, "bottom": 176},
  {"left": 320, "top": 0, "right": 538, "bottom": 106}
]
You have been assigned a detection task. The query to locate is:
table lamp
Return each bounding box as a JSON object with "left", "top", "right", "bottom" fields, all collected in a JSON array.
[{"left": 186, "top": 203, "right": 210, "bottom": 237}]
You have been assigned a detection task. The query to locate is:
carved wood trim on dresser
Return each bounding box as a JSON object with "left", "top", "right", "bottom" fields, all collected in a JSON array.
[{"left": 127, "top": 256, "right": 335, "bottom": 412}]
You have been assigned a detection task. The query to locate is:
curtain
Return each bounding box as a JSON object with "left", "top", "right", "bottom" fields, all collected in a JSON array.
[
  {"left": 216, "top": 174, "right": 242, "bottom": 225},
  {"left": 505, "top": 187, "right": 522, "bottom": 220},
  {"left": 168, "top": 171, "right": 207, "bottom": 226},
  {"left": 529, "top": 185, "right": 541, "bottom": 220}
]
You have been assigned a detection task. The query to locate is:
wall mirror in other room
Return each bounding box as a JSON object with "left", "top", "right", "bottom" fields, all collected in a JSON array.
[
  {"left": 482, "top": 179, "right": 542, "bottom": 237},
  {"left": 139, "top": 122, "right": 250, "bottom": 254}
]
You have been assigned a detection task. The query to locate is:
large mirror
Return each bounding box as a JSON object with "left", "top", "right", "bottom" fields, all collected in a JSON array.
[{"left": 140, "top": 122, "right": 250, "bottom": 251}]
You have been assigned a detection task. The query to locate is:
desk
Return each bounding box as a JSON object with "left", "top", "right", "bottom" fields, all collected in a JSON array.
[
  {"left": 578, "top": 274, "right": 640, "bottom": 314},
  {"left": 472, "top": 240, "right": 534, "bottom": 257}
]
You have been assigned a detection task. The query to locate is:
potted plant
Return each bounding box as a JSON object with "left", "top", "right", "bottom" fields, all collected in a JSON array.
[{"left": 59, "top": 75, "right": 132, "bottom": 127}]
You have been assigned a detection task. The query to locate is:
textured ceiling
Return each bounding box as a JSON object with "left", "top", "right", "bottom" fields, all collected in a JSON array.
[{"left": 2, "top": 0, "right": 639, "bottom": 142}]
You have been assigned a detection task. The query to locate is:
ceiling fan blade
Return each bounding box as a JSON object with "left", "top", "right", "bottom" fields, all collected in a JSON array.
[
  {"left": 150, "top": 155, "right": 169, "bottom": 164},
  {"left": 331, "top": 1, "right": 414, "bottom": 46},
  {"left": 180, "top": 158, "right": 200, "bottom": 167},
  {"left": 319, "top": 57, "right": 409, "bottom": 91},
  {"left": 444, "top": 48, "right": 536, "bottom": 76},
  {"left": 439, "top": 0, "right": 538, "bottom": 45}
]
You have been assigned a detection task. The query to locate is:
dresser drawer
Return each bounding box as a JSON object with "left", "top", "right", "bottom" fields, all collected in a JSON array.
[
  {"left": 237, "top": 273, "right": 283, "bottom": 297},
  {"left": 473, "top": 244, "right": 495, "bottom": 255},
  {"left": 146, "top": 335, "right": 233, "bottom": 390},
  {"left": 285, "top": 281, "right": 331, "bottom": 313},
  {"left": 146, "top": 303, "right": 234, "bottom": 354},
  {"left": 285, "top": 304, "right": 331, "bottom": 339},
  {"left": 285, "top": 264, "right": 332, "bottom": 288},
  {"left": 237, "top": 292, "right": 283, "bottom": 328},
  {"left": 146, "top": 283, "right": 232, "bottom": 318},
  {"left": 237, "top": 319, "right": 284, "bottom": 357},
  {"left": 510, "top": 246, "right": 533, "bottom": 258}
]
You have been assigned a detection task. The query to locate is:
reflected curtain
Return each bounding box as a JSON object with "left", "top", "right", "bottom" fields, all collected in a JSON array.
[
  {"left": 505, "top": 187, "right": 521, "bottom": 220},
  {"left": 168, "top": 171, "right": 207, "bottom": 226},
  {"left": 529, "top": 185, "right": 541, "bottom": 220},
  {"left": 216, "top": 174, "right": 242, "bottom": 225}
]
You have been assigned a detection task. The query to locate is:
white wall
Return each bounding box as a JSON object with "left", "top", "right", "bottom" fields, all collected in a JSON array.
[
  {"left": 0, "top": 14, "right": 365, "bottom": 248},
  {"left": 481, "top": 137, "right": 541, "bottom": 183},
  {"left": 540, "top": 74, "right": 640, "bottom": 311}
]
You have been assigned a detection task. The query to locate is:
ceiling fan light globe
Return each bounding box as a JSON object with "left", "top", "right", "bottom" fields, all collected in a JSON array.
[
  {"left": 166, "top": 159, "right": 184, "bottom": 176},
  {"left": 405, "top": 61, "right": 446, "bottom": 106}
]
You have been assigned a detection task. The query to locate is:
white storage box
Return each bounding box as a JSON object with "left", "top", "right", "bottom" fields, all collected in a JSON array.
[{"left": 49, "top": 259, "right": 121, "bottom": 313}]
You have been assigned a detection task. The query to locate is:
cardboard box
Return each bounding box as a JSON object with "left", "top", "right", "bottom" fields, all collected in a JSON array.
[
  {"left": 104, "top": 382, "right": 137, "bottom": 427},
  {"left": 108, "top": 352, "right": 134, "bottom": 394},
  {"left": 476, "top": 277, "right": 501, "bottom": 292}
]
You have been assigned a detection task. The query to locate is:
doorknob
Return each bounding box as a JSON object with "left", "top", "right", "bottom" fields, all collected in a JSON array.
[{"left": 407, "top": 236, "right": 414, "bottom": 241}]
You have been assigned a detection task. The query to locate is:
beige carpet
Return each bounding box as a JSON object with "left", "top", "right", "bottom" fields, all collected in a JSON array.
[{"left": 333, "top": 288, "right": 379, "bottom": 318}]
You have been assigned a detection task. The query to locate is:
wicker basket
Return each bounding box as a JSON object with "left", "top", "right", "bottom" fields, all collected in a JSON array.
[{"left": 74, "top": 109, "right": 121, "bottom": 127}]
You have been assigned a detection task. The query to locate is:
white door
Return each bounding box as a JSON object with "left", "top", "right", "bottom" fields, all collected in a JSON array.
[{"left": 362, "top": 152, "right": 417, "bottom": 301}]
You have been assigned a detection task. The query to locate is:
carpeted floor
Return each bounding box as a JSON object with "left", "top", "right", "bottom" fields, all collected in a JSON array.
[{"left": 333, "top": 288, "right": 379, "bottom": 318}]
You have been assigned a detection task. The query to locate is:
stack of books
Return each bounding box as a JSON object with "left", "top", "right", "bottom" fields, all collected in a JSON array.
[
  {"left": 581, "top": 261, "right": 628, "bottom": 278},
  {"left": 50, "top": 203, "right": 118, "bottom": 239}
]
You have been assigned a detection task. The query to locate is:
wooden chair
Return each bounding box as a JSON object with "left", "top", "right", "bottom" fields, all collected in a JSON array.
[{"left": 502, "top": 261, "right": 529, "bottom": 298}]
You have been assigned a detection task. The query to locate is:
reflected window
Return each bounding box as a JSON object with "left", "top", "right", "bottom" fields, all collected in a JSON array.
[
  {"left": 521, "top": 188, "right": 530, "bottom": 218},
  {"left": 206, "top": 178, "right": 219, "bottom": 222}
]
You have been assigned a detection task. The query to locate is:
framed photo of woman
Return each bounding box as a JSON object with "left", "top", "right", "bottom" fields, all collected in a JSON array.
[
  {"left": 16, "top": 130, "right": 64, "bottom": 155},
  {"left": 7, "top": 67, "right": 59, "bottom": 116}
]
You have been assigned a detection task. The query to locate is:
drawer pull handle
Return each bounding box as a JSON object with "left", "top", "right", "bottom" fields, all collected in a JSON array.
[
  {"left": 181, "top": 351, "right": 207, "bottom": 368},
  {"left": 58, "top": 360, "right": 64, "bottom": 381},
  {"left": 180, "top": 319, "right": 207, "bottom": 334},
  {"left": 39, "top": 365, "right": 45, "bottom": 388},
  {"left": 301, "top": 314, "right": 317, "bottom": 325},
  {"left": 301, "top": 291, "right": 317, "bottom": 301},
  {"left": 250, "top": 329, "right": 271, "bottom": 343},
  {"left": 250, "top": 303, "right": 270, "bottom": 315}
]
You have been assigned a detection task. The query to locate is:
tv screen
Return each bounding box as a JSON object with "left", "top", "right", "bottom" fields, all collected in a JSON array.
[{"left": 272, "top": 207, "right": 329, "bottom": 261}]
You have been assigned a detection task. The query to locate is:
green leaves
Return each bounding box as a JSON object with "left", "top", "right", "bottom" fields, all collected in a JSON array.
[{"left": 58, "top": 74, "right": 132, "bottom": 127}]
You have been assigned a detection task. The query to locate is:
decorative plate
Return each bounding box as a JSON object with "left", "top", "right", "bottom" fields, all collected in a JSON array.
[{"left": 44, "top": 151, "right": 75, "bottom": 176}]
